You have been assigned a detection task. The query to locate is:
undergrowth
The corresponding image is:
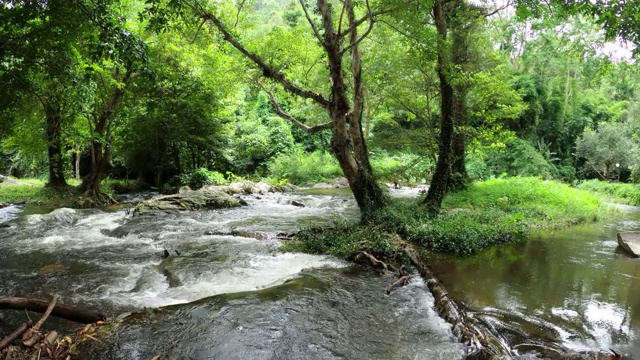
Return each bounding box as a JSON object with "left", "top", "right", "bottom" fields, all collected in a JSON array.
[
  {"left": 576, "top": 179, "right": 640, "bottom": 206},
  {"left": 285, "top": 177, "right": 613, "bottom": 258}
]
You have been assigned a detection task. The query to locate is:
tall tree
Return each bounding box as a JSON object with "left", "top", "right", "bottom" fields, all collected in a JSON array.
[
  {"left": 77, "top": 1, "right": 147, "bottom": 201},
  {"left": 145, "top": 0, "right": 392, "bottom": 216},
  {"left": 0, "top": 1, "right": 89, "bottom": 187}
]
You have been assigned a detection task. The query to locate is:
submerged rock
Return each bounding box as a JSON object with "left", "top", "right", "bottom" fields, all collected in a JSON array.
[
  {"left": 37, "top": 264, "right": 65, "bottom": 276},
  {"left": 43, "top": 208, "right": 78, "bottom": 225},
  {"left": 617, "top": 232, "right": 640, "bottom": 257},
  {"left": 133, "top": 189, "right": 244, "bottom": 216}
]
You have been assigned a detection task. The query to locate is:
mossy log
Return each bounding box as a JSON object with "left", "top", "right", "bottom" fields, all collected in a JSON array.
[{"left": 403, "top": 245, "right": 511, "bottom": 358}]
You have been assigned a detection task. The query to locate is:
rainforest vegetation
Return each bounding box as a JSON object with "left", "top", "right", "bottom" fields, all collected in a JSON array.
[{"left": 1, "top": 0, "right": 639, "bottom": 237}]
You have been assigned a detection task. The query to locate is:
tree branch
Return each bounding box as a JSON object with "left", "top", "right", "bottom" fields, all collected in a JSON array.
[
  {"left": 256, "top": 81, "right": 333, "bottom": 134},
  {"left": 484, "top": 0, "right": 512, "bottom": 17},
  {"left": 199, "top": 12, "right": 330, "bottom": 108},
  {"left": 337, "top": 7, "right": 395, "bottom": 39},
  {"left": 299, "top": 0, "right": 323, "bottom": 43}
]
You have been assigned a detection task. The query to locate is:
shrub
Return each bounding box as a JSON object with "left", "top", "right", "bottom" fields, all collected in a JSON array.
[
  {"left": 485, "top": 138, "right": 555, "bottom": 179},
  {"left": 577, "top": 179, "right": 640, "bottom": 206},
  {"left": 162, "top": 168, "right": 231, "bottom": 193},
  {"left": 268, "top": 146, "right": 342, "bottom": 185},
  {"left": 371, "top": 152, "right": 431, "bottom": 183},
  {"left": 286, "top": 177, "right": 612, "bottom": 258}
]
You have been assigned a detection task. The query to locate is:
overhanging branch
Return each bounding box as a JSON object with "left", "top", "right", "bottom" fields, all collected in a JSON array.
[
  {"left": 256, "top": 80, "right": 333, "bottom": 134},
  {"left": 200, "top": 12, "right": 330, "bottom": 108},
  {"left": 299, "top": 0, "right": 323, "bottom": 43}
]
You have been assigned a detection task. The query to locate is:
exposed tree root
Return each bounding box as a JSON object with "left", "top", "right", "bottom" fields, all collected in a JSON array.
[
  {"left": 77, "top": 189, "right": 118, "bottom": 208},
  {"left": 402, "top": 244, "right": 510, "bottom": 358},
  {"left": 386, "top": 275, "right": 411, "bottom": 295},
  {"left": 349, "top": 251, "right": 389, "bottom": 271}
]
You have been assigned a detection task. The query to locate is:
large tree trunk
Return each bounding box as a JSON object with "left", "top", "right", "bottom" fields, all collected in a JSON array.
[
  {"left": 424, "top": 0, "right": 453, "bottom": 213},
  {"left": 45, "top": 111, "right": 67, "bottom": 187},
  {"left": 80, "top": 68, "right": 133, "bottom": 200},
  {"left": 80, "top": 140, "right": 113, "bottom": 196},
  {"left": 448, "top": 23, "right": 470, "bottom": 192}
]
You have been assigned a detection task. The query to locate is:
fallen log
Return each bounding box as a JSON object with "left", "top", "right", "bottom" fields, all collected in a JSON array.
[
  {"left": 0, "top": 297, "right": 106, "bottom": 324},
  {"left": 0, "top": 322, "right": 31, "bottom": 351},
  {"left": 403, "top": 245, "right": 510, "bottom": 358}
]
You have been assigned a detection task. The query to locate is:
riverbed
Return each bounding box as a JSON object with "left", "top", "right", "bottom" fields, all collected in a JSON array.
[
  {"left": 0, "top": 189, "right": 461, "bottom": 359},
  {"left": 1, "top": 188, "right": 639, "bottom": 358}
]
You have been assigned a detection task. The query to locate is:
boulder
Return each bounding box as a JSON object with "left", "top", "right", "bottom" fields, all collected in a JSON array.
[
  {"left": 312, "top": 183, "right": 333, "bottom": 189},
  {"left": 333, "top": 177, "right": 349, "bottom": 188},
  {"left": 44, "top": 208, "right": 78, "bottom": 225},
  {"left": 133, "top": 189, "right": 245, "bottom": 216},
  {"left": 617, "top": 232, "right": 640, "bottom": 257}
]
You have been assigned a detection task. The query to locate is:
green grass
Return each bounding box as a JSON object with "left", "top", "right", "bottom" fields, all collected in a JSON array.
[
  {"left": 286, "top": 177, "right": 614, "bottom": 258},
  {"left": 576, "top": 179, "right": 640, "bottom": 206},
  {"left": 0, "top": 177, "right": 144, "bottom": 208},
  {"left": 0, "top": 178, "right": 80, "bottom": 208}
]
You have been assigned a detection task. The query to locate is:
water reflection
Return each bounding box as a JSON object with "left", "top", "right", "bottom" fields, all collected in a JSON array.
[{"left": 430, "top": 213, "right": 640, "bottom": 355}]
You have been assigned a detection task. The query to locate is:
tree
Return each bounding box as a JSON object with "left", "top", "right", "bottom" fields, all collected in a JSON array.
[
  {"left": 144, "top": 0, "right": 392, "bottom": 216},
  {"left": 575, "top": 122, "right": 636, "bottom": 180},
  {"left": 0, "top": 1, "right": 90, "bottom": 187},
  {"left": 76, "top": 1, "right": 147, "bottom": 201}
]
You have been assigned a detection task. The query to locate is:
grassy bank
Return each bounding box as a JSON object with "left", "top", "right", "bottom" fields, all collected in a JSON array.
[
  {"left": 0, "top": 178, "right": 143, "bottom": 208},
  {"left": 285, "top": 177, "right": 613, "bottom": 259},
  {"left": 576, "top": 179, "right": 640, "bottom": 206}
]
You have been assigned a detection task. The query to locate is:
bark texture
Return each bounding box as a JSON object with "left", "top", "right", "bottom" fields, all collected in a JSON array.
[
  {"left": 423, "top": 0, "right": 454, "bottom": 214},
  {"left": 45, "top": 108, "right": 67, "bottom": 187},
  {"left": 0, "top": 297, "right": 106, "bottom": 324}
]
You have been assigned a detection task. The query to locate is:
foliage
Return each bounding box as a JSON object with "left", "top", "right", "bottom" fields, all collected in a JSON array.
[
  {"left": 371, "top": 152, "right": 432, "bottom": 184},
  {"left": 286, "top": 177, "right": 611, "bottom": 258},
  {"left": 577, "top": 179, "right": 640, "bottom": 206},
  {"left": 268, "top": 146, "right": 342, "bottom": 185},
  {"left": 282, "top": 222, "right": 408, "bottom": 267},
  {"left": 575, "top": 122, "right": 637, "bottom": 179},
  {"left": 484, "top": 138, "right": 556, "bottom": 179},
  {"left": 161, "top": 168, "right": 234, "bottom": 193}
]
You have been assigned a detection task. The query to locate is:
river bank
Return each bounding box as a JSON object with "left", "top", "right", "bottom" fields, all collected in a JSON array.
[{"left": 0, "top": 178, "right": 636, "bottom": 358}]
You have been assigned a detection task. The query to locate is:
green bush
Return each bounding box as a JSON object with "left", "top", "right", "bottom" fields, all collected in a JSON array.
[
  {"left": 371, "top": 152, "right": 431, "bottom": 183},
  {"left": 282, "top": 222, "right": 407, "bottom": 265},
  {"left": 485, "top": 138, "right": 555, "bottom": 179},
  {"left": 577, "top": 179, "right": 640, "bottom": 206},
  {"left": 162, "top": 168, "right": 231, "bottom": 193},
  {"left": 286, "top": 177, "right": 612, "bottom": 258},
  {"left": 268, "top": 146, "right": 342, "bottom": 185}
]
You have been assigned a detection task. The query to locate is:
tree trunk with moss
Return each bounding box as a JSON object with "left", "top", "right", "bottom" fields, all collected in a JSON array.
[
  {"left": 448, "top": 21, "right": 470, "bottom": 192},
  {"left": 423, "top": 0, "right": 454, "bottom": 214},
  {"left": 45, "top": 108, "right": 67, "bottom": 188}
]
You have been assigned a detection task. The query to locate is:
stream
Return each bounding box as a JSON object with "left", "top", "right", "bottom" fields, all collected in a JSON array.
[
  {"left": 1, "top": 188, "right": 639, "bottom": 359},
  {"left": 0, "top": 188, "right": 460, "bottom": 359}
]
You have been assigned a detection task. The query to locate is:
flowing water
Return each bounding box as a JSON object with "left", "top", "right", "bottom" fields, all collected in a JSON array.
[
  {"left": 430, "top": 207, "right": 640, "bottom": 357},
  {"left": 0, "top": 189, "right": 460, "bottom": 359},
  {"left": 3, "top": 188, "right": 640, "bottom": 359}
]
